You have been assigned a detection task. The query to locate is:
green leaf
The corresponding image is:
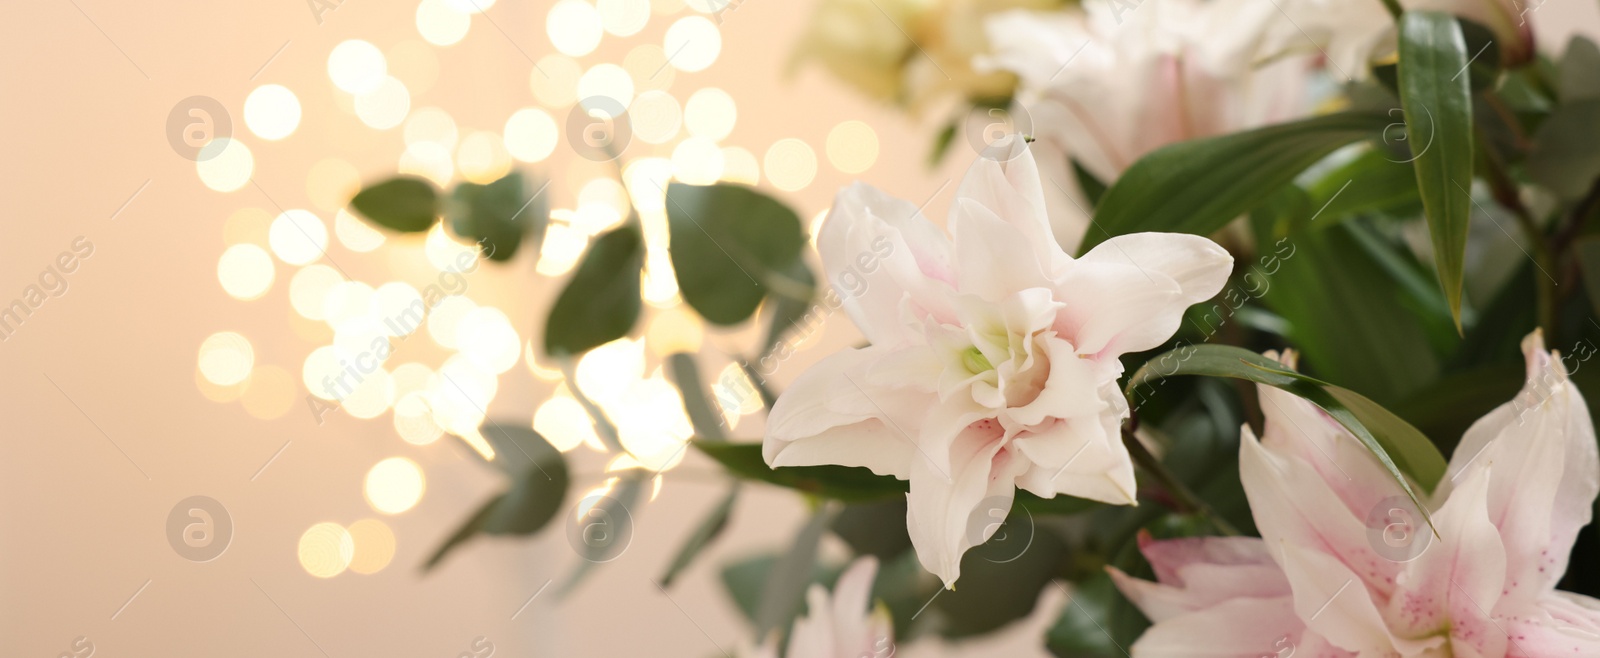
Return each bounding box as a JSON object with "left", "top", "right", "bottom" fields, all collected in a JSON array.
[
  {"left": 558, "top": 471, "right": 646, "bottom": 596},
  {"left": 760, "top": 258, "right": 818, "bottom": 357},
  {"left": 831, "top": 499, "right": 913, "bottom": 560},
  {"left": 1398, "top": 11, "right": 1475, "bottom": 330},
  {"left": 931, "top": 518, "right": 1067, "bottom": 639},
  {"left": 696, "top": 442, "right": 1097, "bottom": 513},
  {"left": 1045, "top": 573, "right": 1147, "bottom": 658},
  {"left": 664, "top": 352, "right": 727, "bottom": 441},
  {"left": 1528, "top": 100, "right": 1600, "bottom": 200},
  {"left": 448, "top": 171, "right": 545, "bottom": 262},
  {"left": 424, "top": 424, "right": 570, "bottom": 570},
  {"left": 1126, "top": 344, "right": 1447, "bottom": 529},
  {"left": 351, "top": 176, "right": 440, "bottom": 233},
  {"left": 543, "top": 226, "right": 644, "bottom": 357},
  {"left": 720, "top": 553, "right": 840, "bottom": 627},
  {"left": 1576, "top": 236, "right": 1600, "bottom": 319},
  {"left": 1246, "top": 217, "right": 1445, "bottom": 404},
  {"left": 1071, "top": 158, "right": 1107, "bottom": 210},
  {"left": 659, "top": 484, "right": 740, "bottom": 588},
  {"left": 1078, "top": 112, "right": 1391, "bottom": 253},
  {"left": 756, "top": 505, "right": 838, "bottom": 636},
  {"left": 1304, "top": 147, "right": 1422, "bottom": 223},
  {"left": 695, "top": 441, "right": 907, "bottom": 502},
  {"left": 477, "top": 422, "right": 564, "bottom": 479},
  {"left": 665, "top": 182, "right": 809, "bottom": 325},
  {"left": 1560, "top": 36, "right": 1600, "bottom": 100}
]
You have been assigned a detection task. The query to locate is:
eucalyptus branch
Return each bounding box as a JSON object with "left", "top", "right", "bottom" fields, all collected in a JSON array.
[{"left": 1121, "top": 426, "right": 1242, "bottom": 537}]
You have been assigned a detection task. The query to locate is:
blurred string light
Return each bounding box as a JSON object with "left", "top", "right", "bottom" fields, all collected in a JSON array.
[
  {"left": 244, "top": 84, "right": 301, "bottom": 140},
  {"left": 298, "top": 522, "right": 355, "bottom": 578},
  {"left": 196, "top": 139, "right": 253, "bottom": 193},
  {"left": 417, "top": 0, "right": 472, "bottom": 46},
  {"left": 365, "top": 457, "right": 426, "bottom": 515},
  {"left": 826, "top": 120, "right": 879, "bottom": 174},
  {"left": 217, "top": 243, "right": 275, "bottom": 301},
  {"left": 328, "top": 40, "right": 387, "bottom": 93},
  {"left": 198, "top": 331, "right": 254, "bottom": 386},
  {"left": 201, "top": 0, "right": 877, "bottom": 570},
  {"left": 765, "top": 138, "right": 817, "bottom": 191},
  {"left": 549, "top": 0, "right": 604, "bottom": 57}
]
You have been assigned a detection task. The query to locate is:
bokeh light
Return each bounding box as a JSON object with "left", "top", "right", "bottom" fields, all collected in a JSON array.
[
  {"left": 548, "top": 0, "right": 604, "bottom": 57},
  {"left": 631, "top": 91, "right": 682, "bottom": 144},
  {"left": 683, "top": 87, "right": 736, "bottom": 141},
  {"left": 268, "top": 209, "right": 329, "bottom": 266},
  {"left": 672, "top": 136, "right": 724, "bottom": 185},
  {"left": 458, "top": 130, "right": 513, "bottom": 184},
  {"left": 355, "top": 77, "right": 411, "bottom": 130},
  {"left": 534, "top": 395, "right": 600, "bottom": 452},
  {"left": 244, "top": 84, "right": 301, "bottom": 140},
  {"left": 504, "top": 108, "right": 559, "bottom": 163},
  {"left": 289, "top": 264, "right": 345, "bottom": 320},
  {"left": 720, "top": 146, "right": 760, "bottom": 184},
  {"left": 826, "top": 120, "right": 879, "bottom": 173},
  {"left": 598, "top": 0, "right": 651, "bottom": 36},
  {"left": 196, "top": 138, "right": 254, "bottom": 193},
  {"left": 298, "top": 522, "right": 355, "bottom": 578},
  {"left": 365, "top": 457, "right": 425, "bottom": 515},
  {"left": 577, "top": 63, "right": 636, "bottom": 114},
  {"left": 456, "top": 307, "right": 521, "bottom": 374},
  {"left": 198, "top": 331, "right": 254, "bottom": 386},
  {"left": 417, "top": 0, "right": 472, "bottom": 46},
  {"left": 217, "top": 244, "right": 275, "bottom": 301},
  {"left": 405, "top": 107, "right": 460, "bottom": 149},
  {"left": 530, "top": 55, "right": 582, "bottom": 108},
  {"left": 335, "top": 209, "right": 387, "bottom": 252},
  {"left": 764, "top": 138, "right": 817, "bottom": 191},
  {"left": 328, "top": 40, "right": 387, "bottom": 94},
  {"left": 663, "top": 17, "right": 721, "bottom": 72}
]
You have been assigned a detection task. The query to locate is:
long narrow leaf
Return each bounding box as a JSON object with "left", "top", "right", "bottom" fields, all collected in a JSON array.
[
  {"left": 1398, "top": 11, "right": 1475, "bottom": 330},
  {"left": 1079, "top": 113, "right": 1391, "bottom": 252},
  {"left": 1126, "top": 344, "right": 1446, "bottom": 534}
]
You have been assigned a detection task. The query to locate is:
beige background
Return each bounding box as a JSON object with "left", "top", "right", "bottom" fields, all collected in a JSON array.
[{"left": 4, "top": 0, "right": 1598, "bottom": 656}]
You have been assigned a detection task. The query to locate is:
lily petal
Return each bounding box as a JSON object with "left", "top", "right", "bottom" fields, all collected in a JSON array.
[
  {"left": 906, "top": 427, "right": 1024, "bottom": 588},
  {"left": 1384, "top": 456, "right": 1508, "bottom": 658},
  {"left": 1126, "top": 595, "right": 1306, "bottom": 658},
  {"left": 765, "top": 346, "right": 916, "bottom": 479},
  {"left": 819, "top": 182, "right": 957, "bottom": 345},
  {"left": 1060, "top": 232, "right": 1233, "bottom": 356},
  {"left": 1436, "top": 330, "right": 1600, "bottom": 607}
]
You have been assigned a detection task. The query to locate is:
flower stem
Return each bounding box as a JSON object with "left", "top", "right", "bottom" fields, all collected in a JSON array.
[{"left": 1120, "top": 426, "right": 1242, "bottom": 536}]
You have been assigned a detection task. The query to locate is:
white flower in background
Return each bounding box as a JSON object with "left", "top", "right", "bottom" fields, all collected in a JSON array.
[
  {"left": 1110, "top": 331, "right": 1600, "bottom": 657},
  {"left": 790, "top": 0, "right": 1061, "bottom": 109},
  {"left": 743, "top": 557, "right": 895, "bottom": 658},
  {"left": 1242, "top": 0, "right": 1534, "bottom": 80},
  {"left": 981, "top": 0, "right": 1319, "bottom": 252},
  {"left": 763, "top": 138, "right": 1233, "bottom": 587}
]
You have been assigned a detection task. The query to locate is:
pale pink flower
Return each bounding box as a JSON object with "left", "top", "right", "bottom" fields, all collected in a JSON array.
[
  {"left": 763, "top": 140, "right": 1233, "bottom": 587},
  {"left": 743, "top": 557, "right": 895, "bottom": 658},
  {"left": 1111, "top": 331, "right": 1600, "bottom": 657}
]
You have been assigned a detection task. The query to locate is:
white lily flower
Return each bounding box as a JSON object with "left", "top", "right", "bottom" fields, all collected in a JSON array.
[
  {"left": 979, "top": 0, "right": 1319, "bottom": 252},
  {"left": 1110, "top": 331, "right": 1600, "bottom": 657},
  {"left": 763, "top": 139, "right": 1233, "bottom": 588},
  {"left": 742, "top": 557, "right": 895, "bottom": 658}
]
